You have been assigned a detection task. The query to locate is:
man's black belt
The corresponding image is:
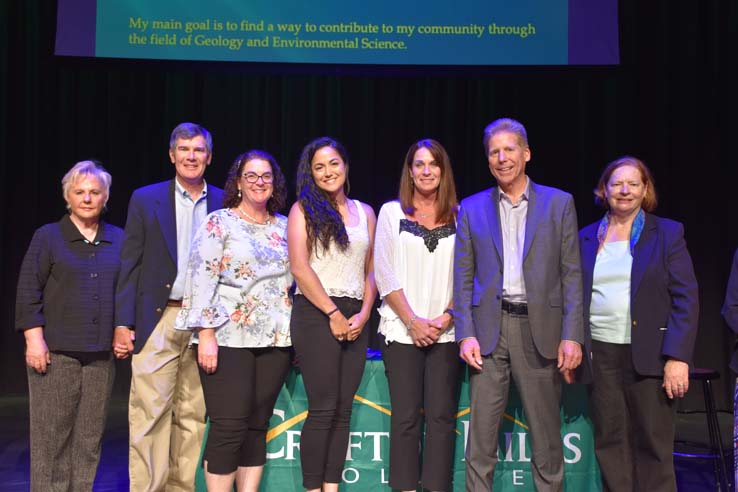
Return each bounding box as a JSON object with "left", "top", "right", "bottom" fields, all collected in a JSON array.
[{"left": 501, "top": 299, "right": 528, "bottom": 315}]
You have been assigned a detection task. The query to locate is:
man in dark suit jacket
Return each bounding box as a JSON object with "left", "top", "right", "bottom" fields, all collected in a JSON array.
[
  {"left": 453, "top": 118, "right": 583, "bottom": 492},
  {"left": 113, "top": 122, "right": 224, "bottom": 492}
]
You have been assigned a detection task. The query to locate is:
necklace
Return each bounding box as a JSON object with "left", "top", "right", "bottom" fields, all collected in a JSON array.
[
  {"left": 414, "top": 205, "right": 434, "bottom": 219},
  {"left": 237, "top": 205, "right": 271, "bottom": 225},
  {"left": 413, "top": 196, "right": 436, "bottom": 220}
]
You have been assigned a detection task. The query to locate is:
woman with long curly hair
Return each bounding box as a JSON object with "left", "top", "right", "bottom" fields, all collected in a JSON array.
[{"left": 287, "top": 137, "right": 377, "bottom": 492}]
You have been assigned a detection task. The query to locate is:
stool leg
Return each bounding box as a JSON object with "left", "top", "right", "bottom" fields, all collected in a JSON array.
[{"left": 704, "top": 379, "right": 731, "bottom": 491}]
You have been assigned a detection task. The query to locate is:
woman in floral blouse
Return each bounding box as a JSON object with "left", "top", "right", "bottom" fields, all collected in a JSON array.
[{"left": 176, "top": 150, "right": 292, "bottom": 492}]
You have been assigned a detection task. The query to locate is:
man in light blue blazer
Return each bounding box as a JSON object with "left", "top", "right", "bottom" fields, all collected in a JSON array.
[{"left": 453, "top": 118, "right": 584, "bottom": 492}]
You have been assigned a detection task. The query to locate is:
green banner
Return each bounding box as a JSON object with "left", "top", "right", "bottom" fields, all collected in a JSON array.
[{"left": 196, "top": 360, "right": 601, "bottom": 491}]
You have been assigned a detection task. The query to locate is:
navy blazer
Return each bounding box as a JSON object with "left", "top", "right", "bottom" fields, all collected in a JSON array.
[
  {"left": 115, "top": 179, "right": 224, "bottom": 354},
  {"left": 721, "top": 249, "right": 738, "bottom": 372},
  {"left": 579, "top": 213, "right": 699, "bottom": 377},
  {"left": 453, "top": 179, "right": 584, "bottom": 360}
]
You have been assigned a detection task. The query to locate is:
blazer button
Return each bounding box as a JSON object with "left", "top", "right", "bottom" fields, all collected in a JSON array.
[
  {"left": 165, "top": 284, "right": 171, "bottom": 289},
  {"left": 156, "top": 307, "right": 163, "bottom": 313},
  {"left": 632, "top": 320, "right": 637, "bottom": 327}
]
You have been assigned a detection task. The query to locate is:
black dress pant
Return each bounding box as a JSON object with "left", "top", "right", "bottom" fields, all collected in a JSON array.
[
  {"left": 197, "top": 345, "right": 291, "bottom": 474},
  {"left": 589, "top": 340, "right": 676, "bottom": 492},
  {"left": 382, "top": 340, "right": 461, "bottom": 491},
  {"left": 291, "top": 295, "right": 368, "bottom": 489}
]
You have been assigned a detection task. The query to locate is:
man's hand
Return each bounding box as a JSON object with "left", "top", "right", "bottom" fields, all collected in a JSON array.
[
  {"left": 113, "top": 326, "right": 135, "bottom": 359},
  {"left": 663, "top": 359, "right": 689, "bottom": 399},
  {"left": 557, "top": 340, "right": 582, "bottom": 375},
  {"left": 459, "top": 337, "right": 484, "bottom": 371},
  {"left": 561, "top": 368, "right": 576, "bottom": 384}
]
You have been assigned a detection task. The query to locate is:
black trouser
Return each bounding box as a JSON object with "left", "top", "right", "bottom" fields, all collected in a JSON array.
[
  {"left": 291, "top": 295, "right": 368, "bottom": 489},
  {"left": 382, "top": 340, "right": 462, "bottom": 491},
  {"left": 589, "top": 340, "right": 676, "bottom": 492},
  {"left": 197, "top": 345, "right": 291, "bottom": 474}
]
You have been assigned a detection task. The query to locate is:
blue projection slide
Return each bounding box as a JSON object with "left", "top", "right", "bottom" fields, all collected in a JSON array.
[{"left": 56, "top": 0, "right": 619, "bottom": 65}]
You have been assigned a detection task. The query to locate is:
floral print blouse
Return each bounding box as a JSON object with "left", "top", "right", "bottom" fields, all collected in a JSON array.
[{"left": 175, "top": 209, "right": 292, "bottom": 348}]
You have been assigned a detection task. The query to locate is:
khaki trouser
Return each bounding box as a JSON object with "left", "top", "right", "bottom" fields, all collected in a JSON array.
[{"left": 129, "top": 306, "right": 206, "bottom": 492}]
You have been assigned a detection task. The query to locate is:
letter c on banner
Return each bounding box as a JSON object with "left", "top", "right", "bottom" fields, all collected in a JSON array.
[{"left": 266, "top": 409, "right": 285, "bottom": 459}]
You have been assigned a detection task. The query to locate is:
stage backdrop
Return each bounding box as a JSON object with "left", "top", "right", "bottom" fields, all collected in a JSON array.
[
  {"left": 195, "top": 360, "right": 601, "bottom": 491},
  {"left": 55, "top": 0, "right": 619, "bottom": 65}
]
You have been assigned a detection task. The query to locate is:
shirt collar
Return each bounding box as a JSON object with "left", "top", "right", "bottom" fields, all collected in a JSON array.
[
  {"left": 59, "top": 214, "right": 114, "bottom": 244},
  {"left": 175, "top": 178, "right": 208, "bottom": 199},
  {"left": 498, "top": 176, "right": 530, "bottom": 204}
]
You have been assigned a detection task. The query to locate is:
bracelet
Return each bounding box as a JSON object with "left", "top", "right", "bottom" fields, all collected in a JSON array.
[
  {"left": 407, "top": 315, "right": 418, "bottom": 326},
  {"left": 444, "top": 308, "right": 454, "bottom": 318},
  {"left": 326, "top": 307, "right": 340, "bottom": 317}
]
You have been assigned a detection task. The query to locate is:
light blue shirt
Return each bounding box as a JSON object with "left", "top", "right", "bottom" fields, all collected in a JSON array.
[
  {"left": 590, "top": 240, "right": 633, "bottom": 344},
  {"left": 499, "top": 178, "right": 529, "bottom": 303},
  {"left": 170, "top": 179, "right": 208, "bottom": 301}
]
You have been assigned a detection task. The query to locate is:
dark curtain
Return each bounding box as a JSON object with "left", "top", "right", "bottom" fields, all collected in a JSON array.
[{"left": 2, "top": 0, "right": 737, "bottom": 409}]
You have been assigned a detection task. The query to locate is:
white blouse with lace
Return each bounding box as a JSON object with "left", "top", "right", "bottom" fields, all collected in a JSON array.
[
  {"left": 374, "top": 201, "right": 456, "bottom": 344},
  {"left": 295, "top": 199, "right": 369, "bottom": 300}
]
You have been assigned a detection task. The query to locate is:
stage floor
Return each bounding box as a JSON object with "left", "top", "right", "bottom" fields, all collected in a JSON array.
[{"left": 0, "top": 395, "right": 733, "bottom": 491}]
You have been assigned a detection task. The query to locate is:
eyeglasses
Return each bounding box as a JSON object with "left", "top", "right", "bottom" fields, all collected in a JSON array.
[{"left": 241, "top": 172, "right": 273, "bottom": 184}]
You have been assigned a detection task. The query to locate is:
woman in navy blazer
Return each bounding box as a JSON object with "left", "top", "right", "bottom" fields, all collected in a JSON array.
[{"left": 579, "top": 156, "right": 699, "bottom": 492}]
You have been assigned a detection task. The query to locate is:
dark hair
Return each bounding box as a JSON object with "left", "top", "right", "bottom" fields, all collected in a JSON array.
[
  {"left": 483, "top": 117, "right": 529, "bottom": 155},
  {"left": 593, "top": 155, "right": 658, "bottom": 212},
  {"left": 296, "top": 136, "right": 350, "bottom": 253},
  {"left": 223, "top": 150, "right": 287, "bottom": 214},
  {"left": 398, "top": 139, "right": 458, "bottom": 225},
  {"left": 169, "top": 122, "right": 213, "bottom": 154}
]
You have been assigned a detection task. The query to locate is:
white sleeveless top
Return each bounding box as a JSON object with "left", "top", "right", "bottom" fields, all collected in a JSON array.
[{"left": 296, "top": 199, "right": 370, "bottom": 300}]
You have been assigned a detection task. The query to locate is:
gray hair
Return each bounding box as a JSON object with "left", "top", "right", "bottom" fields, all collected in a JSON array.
[
  {"left": 62, "top": 160, "right": 112, "bottom": 208},
  {"left": 483, "top": 118, "right": 529, "bottom": 154},
  {"left": 169, "top": 122, "right": 213, "bottom": 154}
]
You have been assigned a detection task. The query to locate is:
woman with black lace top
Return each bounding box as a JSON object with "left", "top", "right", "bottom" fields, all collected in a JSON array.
[{"left": 374, "top": 139, "right": 461, "bottom": 492}]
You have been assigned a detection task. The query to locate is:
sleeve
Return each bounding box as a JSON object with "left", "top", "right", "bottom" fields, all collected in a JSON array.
[
  {"left": 559, "top": 194, "right": 584, "bottom": 344},
  {"left": 661, "top": 223, "right": 700, "bottom": 363},
  {"left": 15, "top": 227, "right": 52, "bottom": 331},
  {"left": 176, "top": 212, "right": 231, "bottom": 330},
  {"left": 373, "top": 203, "right": 402, "bottom": 297},
  {"left": 722, "top": 249, "right": 738, "bottom": 334},
  {"left": 452, "top": 201, "right": 476, "bottom": 342},
  {"left": 115, "top": 192, "right": 145, "bottom": 327}
]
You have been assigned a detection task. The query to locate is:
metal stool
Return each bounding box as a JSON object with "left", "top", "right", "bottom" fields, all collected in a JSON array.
[{"left": 673, "top": 368, "right": 731, "bottom": 491}]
